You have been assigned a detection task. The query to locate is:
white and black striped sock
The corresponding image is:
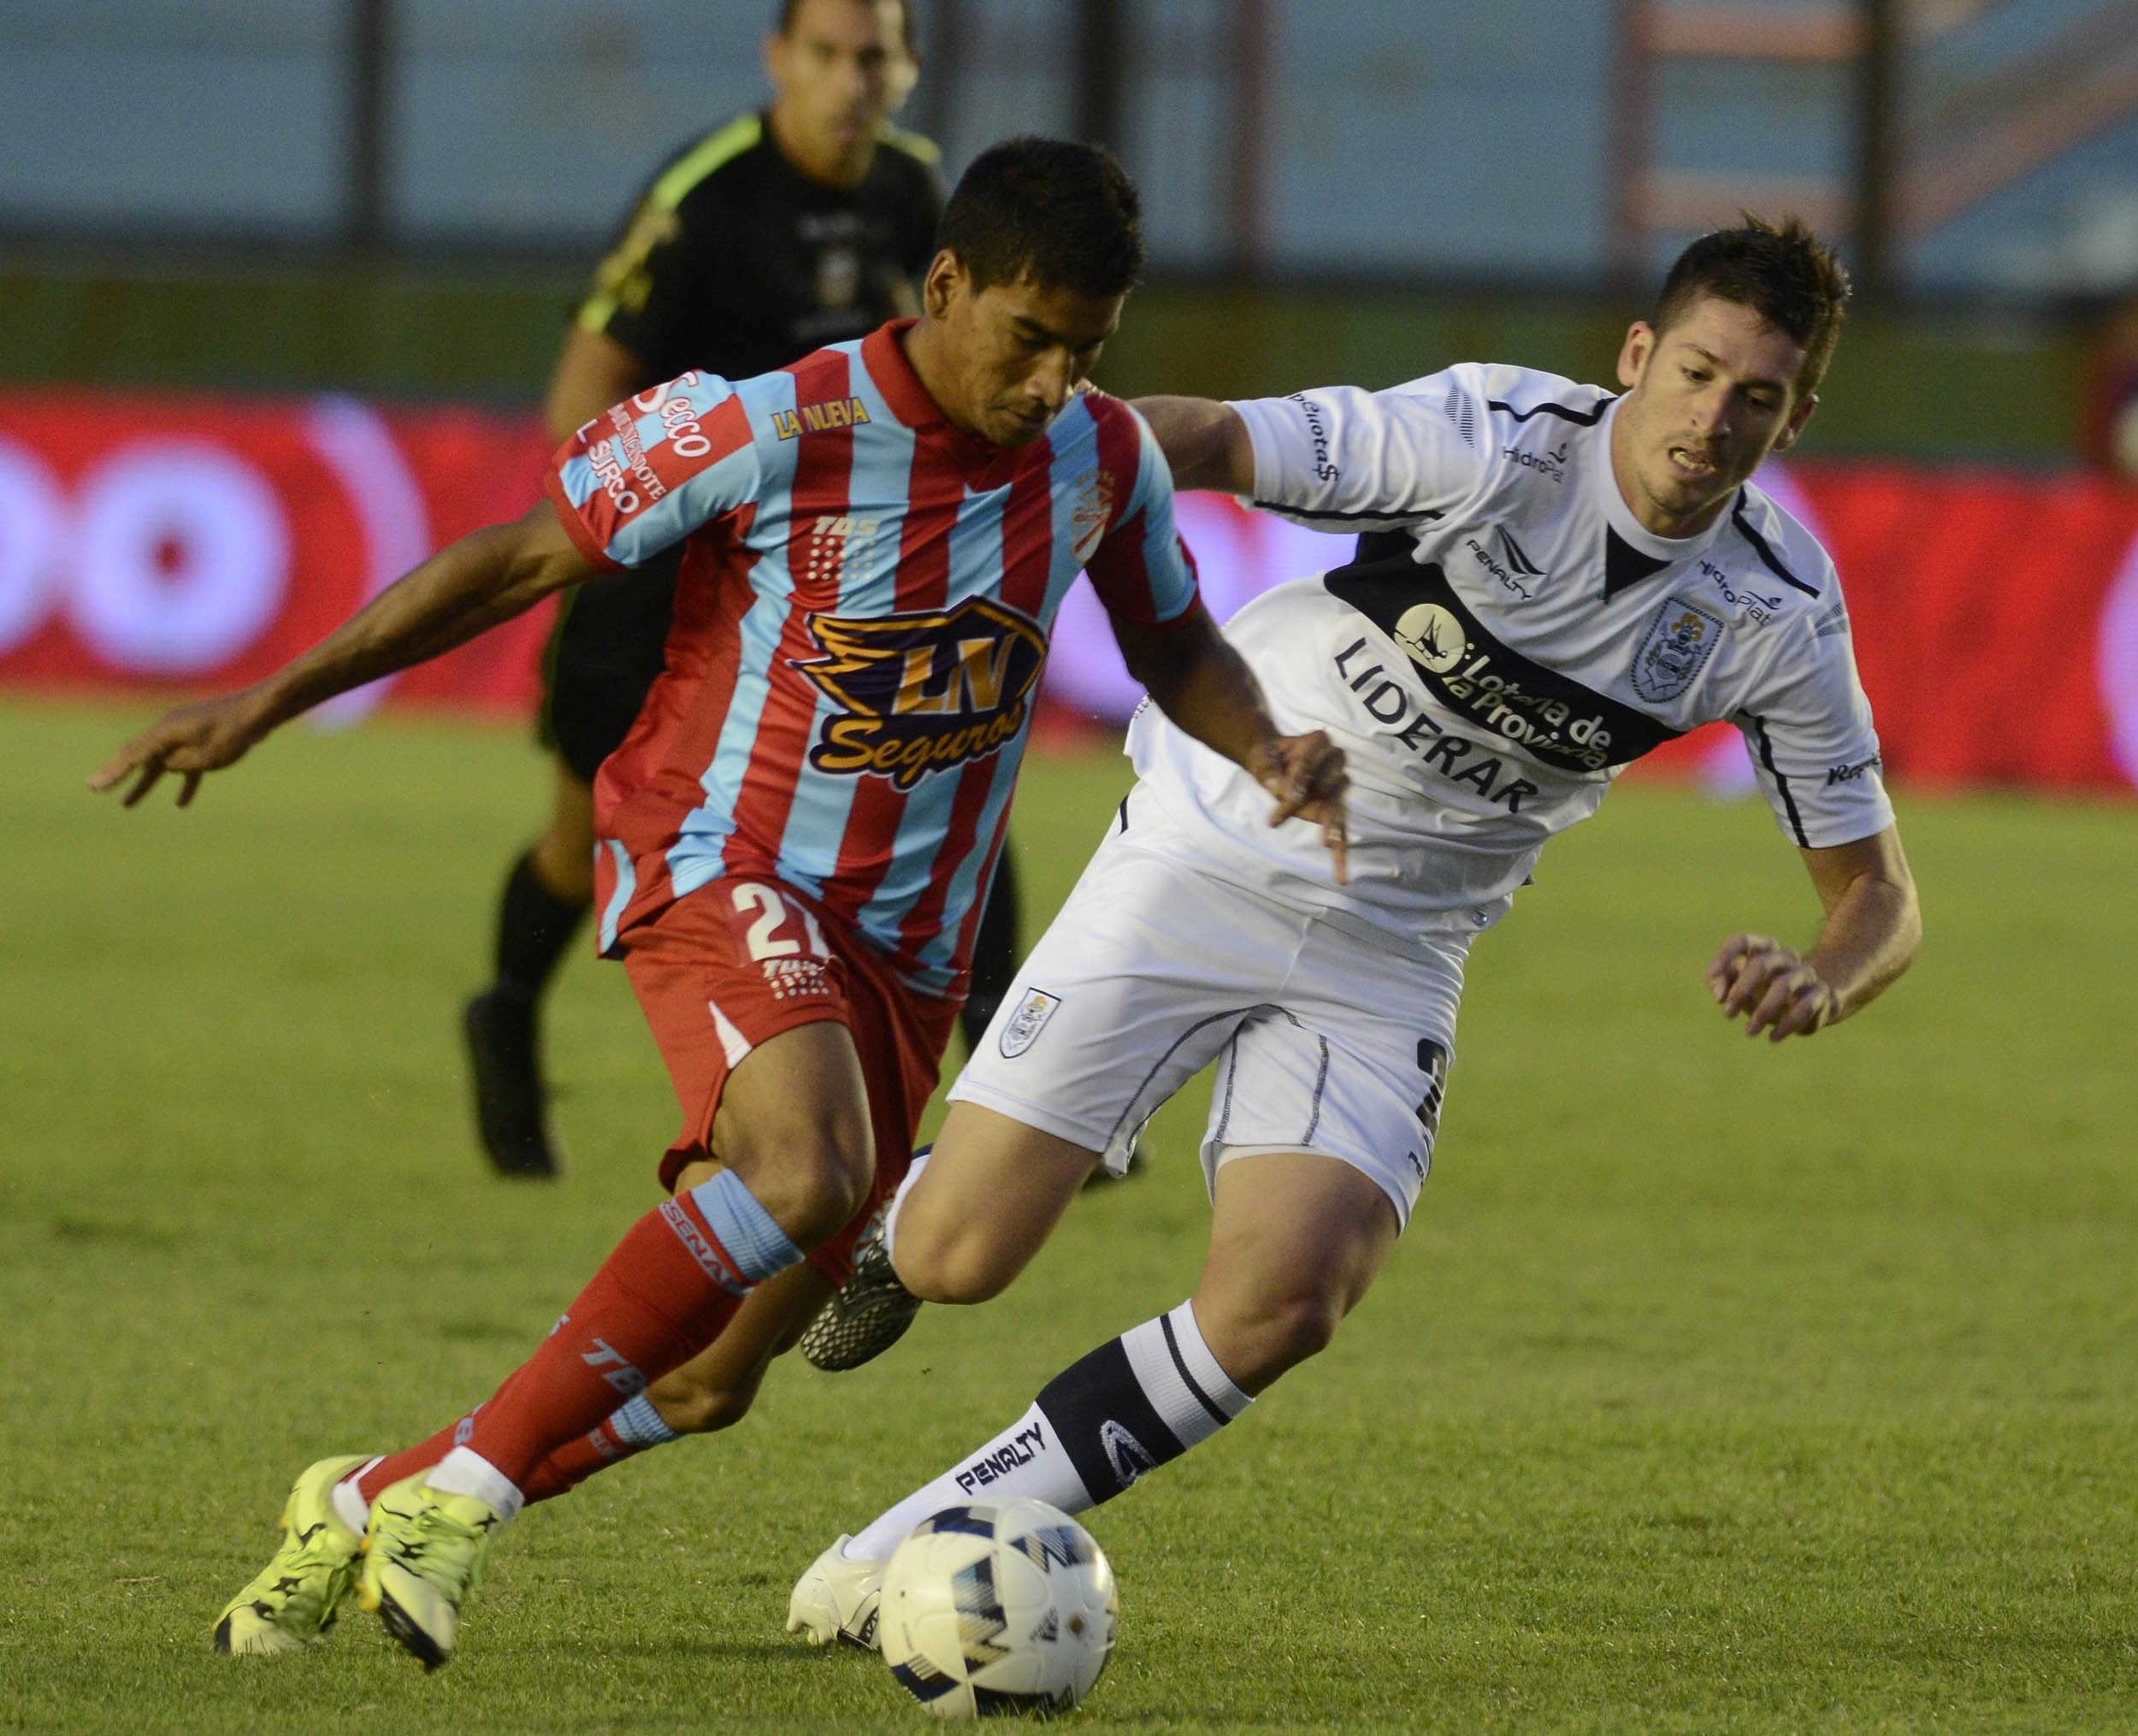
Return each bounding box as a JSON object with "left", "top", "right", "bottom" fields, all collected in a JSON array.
[{"left": 843, "top": 1301, "right": 1249, "bottom": 1562}]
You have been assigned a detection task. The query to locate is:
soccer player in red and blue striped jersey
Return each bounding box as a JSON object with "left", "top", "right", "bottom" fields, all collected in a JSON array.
[{"left": 95, "top": 138, "right": 1348, "bottom": 1668}]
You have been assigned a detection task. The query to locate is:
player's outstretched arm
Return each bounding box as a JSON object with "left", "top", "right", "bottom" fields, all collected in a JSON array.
[
  {"left": 1708, "top": 824, "right": 1920, "bottom": 1041},
  {"left": 1128, "top": 396, "right": 1255, "bottom": 493},
  {"left": 1114, "top": 606, "right": 1349, "bottom": 883},
  {"left": 89, "top": 500, "right": 596, "bottom": 808}
]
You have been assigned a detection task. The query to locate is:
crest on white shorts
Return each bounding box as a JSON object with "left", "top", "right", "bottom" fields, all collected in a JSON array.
[{"left": 997, "top": 989, "right": 1061, "bottom": 1058}]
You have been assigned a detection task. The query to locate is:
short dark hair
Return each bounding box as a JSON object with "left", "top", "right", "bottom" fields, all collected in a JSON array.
[
  {"left": 1654, "top": 215, "right": 1852, "bottom": 394},
  {"left": 936, "top": 136, "right": 1145, "bottom": 301},
  {"left": 774, "top": 0, "right": 917, "bottom": 55}
]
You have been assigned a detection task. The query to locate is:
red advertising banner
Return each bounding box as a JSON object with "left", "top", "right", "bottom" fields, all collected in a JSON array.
[
  {"left": 0, "top": 388, "right": 558, "bottom": 725},
  {"left": 3, "top": 386, "right": 2135, "bottom": 791}
]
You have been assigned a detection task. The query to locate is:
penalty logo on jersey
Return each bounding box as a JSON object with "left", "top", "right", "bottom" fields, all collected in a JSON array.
[{"left": 799, "top": 595, "right": 1048, "bottom": 791}]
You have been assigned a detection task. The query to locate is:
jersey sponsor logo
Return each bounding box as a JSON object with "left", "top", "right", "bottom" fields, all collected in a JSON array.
[
  {"left": 1463, "top": 526, "right": 1548, "bottom": 599},
  {"left": 802, "top": 515, "right": 884, "bottom": 588},
  {"left": 998, "top": 988, "right": 1061, "bottom": 1058},
  {"left": 1500, "top": 438, "right": 1568, "bottom": 481},
  {"left": 1326, "top": 555, "right": 1684, "bottom": 771},
  {"left": 1287, "top": 392, "right": 1340, "bottom": 481},
  {"left": 638, "top": 378, "right": 718, "bottom": 459},
  {"left": 1699, "top": 558, "right": 1782, "bottom": 625},
  {"left": 1826, "top": 753, "right": 1882, "bottom": 785},
  {"left": 1069, "top": 469, "right": 1115, "bottom": 564},
  {"left": 1630, "top": 596, "right": 1725, "bottom": 701},
  {"left": 771, "top": 395, "right": 872, "bottom": 440},
  {"left": 1100, "top": 1420, "right": 1158, "bottom": 1491},
  {"left": 1334, "top": 636, "right": 1541, "bottom": 812},
  {"left": 799, "top": 593, "right": 1048, "bottom": 790}
]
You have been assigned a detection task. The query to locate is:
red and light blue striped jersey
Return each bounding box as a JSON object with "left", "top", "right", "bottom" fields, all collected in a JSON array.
[{"left": 544, "top": 319, "right": 1200, "bottom": 997}]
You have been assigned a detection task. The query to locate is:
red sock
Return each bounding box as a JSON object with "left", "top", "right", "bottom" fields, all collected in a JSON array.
[
  {"left": 520, "top": 1416, "right": 644, "bottom": 1505},
  {"left": 452, "top": 1196, "right": 756, "bottom": 1488},
  {"left": 351, "top": 1363, "right": 539, "bottom": 1503}
]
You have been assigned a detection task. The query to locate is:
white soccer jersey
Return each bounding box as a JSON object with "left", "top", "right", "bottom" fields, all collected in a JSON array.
[{"left": 1128, "top": 363, "right": 1894, "bottom": 942}]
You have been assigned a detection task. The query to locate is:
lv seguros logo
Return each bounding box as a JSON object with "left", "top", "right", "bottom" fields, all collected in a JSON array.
[{"left": 799, "top": 595, "right": 1048, "bottom": 790}]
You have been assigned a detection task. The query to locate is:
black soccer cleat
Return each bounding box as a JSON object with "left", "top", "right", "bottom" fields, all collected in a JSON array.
[
  {"left": 460, "top": 988, "right": 562, "bottom": 1180},
  {"left": 799, "top": 1240, "right": 923, "bottom": 1372}
]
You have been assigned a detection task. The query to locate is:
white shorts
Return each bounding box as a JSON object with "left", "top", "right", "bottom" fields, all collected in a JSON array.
[{"left": 950, "top": 788, "right": 1467, "bottom": 1228}]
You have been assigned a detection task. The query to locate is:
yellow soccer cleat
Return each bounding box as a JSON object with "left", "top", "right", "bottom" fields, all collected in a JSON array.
[
  {"left": 357, "top": 1475, "right": 504, "bottom": 1670},
  {"left": 212, "top": 1455, "right": 369, "bottom": 1656}
]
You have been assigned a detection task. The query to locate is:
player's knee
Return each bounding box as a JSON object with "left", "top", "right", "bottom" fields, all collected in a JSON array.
[
  {"left": 748, "top": 1148, "right": 870, "bottom": 1247},
  {"left": 1197, "top": 1284, "right": 1345, "bottom": 1390},
  {"left": 891, "top": 1219, "right": 1014, "bottom": 1307},
  {"left": 718, "top": 1115, "right": 873, "bottom": 1247}
]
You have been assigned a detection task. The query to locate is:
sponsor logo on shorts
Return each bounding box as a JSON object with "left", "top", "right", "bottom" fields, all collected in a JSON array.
[
  {"left": 997, "top": 989, "right": 1061, "bottom": 1058},
  {"left": 1826, "top": 753, "right": 1882, "bottom": 785},
  {"left": 1631, "top": 596, "right": 1725, "bottom": 702},
  {"left": 954, "top": 1421, "right": 1047, "bottom": 1494},
  {"left": 799, "top": 595, "right": 1048, "bottom": 792},
  {"left": 761, "top": 955, "right": 834, "bottom": 1001}
]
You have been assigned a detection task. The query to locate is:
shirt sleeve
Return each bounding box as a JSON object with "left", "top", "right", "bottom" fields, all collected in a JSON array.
[
  {"left": 544, "top": 373, "right": 763, "bottom": 570},
  {"left": 1731, "top": 605, "right": 1895, "bottom": 849},
  {"left": 1083, "top": 403, "right": 1202, "bottom": 628},
  {"left": 1227, "top": 371, "right": 1488, "bottom": 531}
]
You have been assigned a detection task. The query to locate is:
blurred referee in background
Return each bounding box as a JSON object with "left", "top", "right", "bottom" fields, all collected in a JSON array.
[{"left": 467, "top": 0, "right": 1023, "bottom": 1178}]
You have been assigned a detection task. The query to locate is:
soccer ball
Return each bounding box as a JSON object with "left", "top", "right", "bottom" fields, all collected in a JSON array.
[{"left": 878, "top": 1498, "right": 1118, "bottom": 1718}]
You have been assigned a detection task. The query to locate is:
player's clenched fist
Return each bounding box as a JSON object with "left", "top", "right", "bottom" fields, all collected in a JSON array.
[
  {"left": 87, "top": 687, "right": 277, "bottom": 809},
  {"left": 1706, "top": 931, "right": 1840, "bottom": 1041},
  {"left": 1248, "top": 729, "right": 1350, "bottom": 884}
]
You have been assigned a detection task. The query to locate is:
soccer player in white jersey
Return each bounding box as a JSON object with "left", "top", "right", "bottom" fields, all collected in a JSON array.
[{"left": 787, "top": 215, "right": 1922, "bottom": 1644}]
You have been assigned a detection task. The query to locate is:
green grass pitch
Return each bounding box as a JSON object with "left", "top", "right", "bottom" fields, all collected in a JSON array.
[{"left": 3, "top": 694, "right": 2135, "bottom": 1733}]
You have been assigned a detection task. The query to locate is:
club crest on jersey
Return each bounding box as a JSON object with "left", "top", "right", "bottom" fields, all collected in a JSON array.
[
  {"left": 771, "top": 395, "right": 871, "bottom": 440},
  {"left": 1630, "top": 595, "right": 1725, "bottom": 701},
  {"left": 799, "top": 594, "right": 1048, "bottom": 791},
  {"left": 1069, "top": 469, "right": 1116, "bottom": 564},
  {"left": 997, "top": 989, "right": 1061, "bottom": 1058}
]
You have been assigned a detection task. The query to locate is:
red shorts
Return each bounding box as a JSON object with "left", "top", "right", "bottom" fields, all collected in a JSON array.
[{"left": 618, "top": 876, "right": 960, "bottom": 1286}]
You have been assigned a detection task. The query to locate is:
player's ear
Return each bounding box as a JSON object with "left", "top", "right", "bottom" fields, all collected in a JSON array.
[
  {"left": 1616, "top": 321, "right": 1656, "bottom": 390},
  {"left": 920, "top": 250, "right": 964, "bottom": 320},
  {"left": 1772, "top": 390, "right": 1818, "bottom": 454}
]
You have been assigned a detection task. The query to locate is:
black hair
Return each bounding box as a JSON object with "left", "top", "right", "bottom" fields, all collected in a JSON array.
[
  {"left": 774, "top": 0, "right": 917, "bottom": 55},
  {"left": 936, "top": 136, "right": 1145, "bottom": 300},
  {"left": 1654, "top": 214, "right": 1852, "bottom": 393}
]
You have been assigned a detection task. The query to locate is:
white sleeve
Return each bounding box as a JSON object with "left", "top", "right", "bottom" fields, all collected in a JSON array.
[
  {"left": 1227, "top": 374, "right": 1486, "bottom": 532},
  {"left": 1732, "top": 614, "right": 1894, "bottom": 849}
]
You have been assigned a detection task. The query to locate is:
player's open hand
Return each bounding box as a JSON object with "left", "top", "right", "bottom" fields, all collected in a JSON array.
[
  {"left": 1249, "top": 730, "right": 1350, "bottom": 883},
  {"left": 1707, "top": 932, "right": 1840, "bottom": 1041},
  {"left": 87, "top": 688, "right": 276, "bottom": 808}
]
